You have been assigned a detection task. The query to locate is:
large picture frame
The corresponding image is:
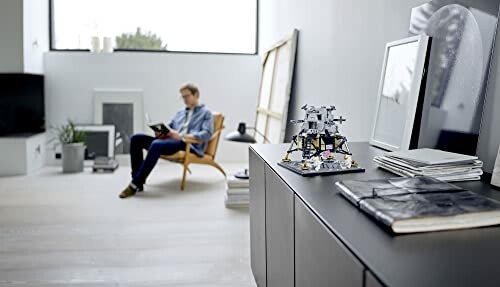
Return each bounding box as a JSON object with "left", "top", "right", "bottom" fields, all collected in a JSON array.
[
  {"left": 370, "top": 35, "right": 431, "bottom": 151},
  {"left": 93, "top": 89, "right": 144, "bottom": 154},
  {"left": 254, "top": 29, "right": 298, "bottom": 144},
  {"left": 409, "top": 0, "right": 500, "bottom": 156}
]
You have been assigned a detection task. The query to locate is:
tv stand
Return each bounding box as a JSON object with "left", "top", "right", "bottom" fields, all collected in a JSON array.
[{"left": 0, "top": 133, "right": 46, "bottom": 176}]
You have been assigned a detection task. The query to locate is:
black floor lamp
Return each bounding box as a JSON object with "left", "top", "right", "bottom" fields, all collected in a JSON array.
[{"left": 225, "top": 122, "right": 270, "bottom": 179}]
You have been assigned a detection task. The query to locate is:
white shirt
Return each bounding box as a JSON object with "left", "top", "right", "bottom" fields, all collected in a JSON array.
[{"left": 178, "top": 108, "right": 194, "bottom": 136}]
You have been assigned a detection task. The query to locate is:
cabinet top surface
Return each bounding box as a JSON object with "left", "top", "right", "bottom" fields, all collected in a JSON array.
[{"left": 250, "top": 142, "right": 500, "bottom": 287}]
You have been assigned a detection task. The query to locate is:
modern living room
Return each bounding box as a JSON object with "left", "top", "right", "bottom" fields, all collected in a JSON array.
[{"left": 2, "top": 0, "right": 500, "bottom": 286}]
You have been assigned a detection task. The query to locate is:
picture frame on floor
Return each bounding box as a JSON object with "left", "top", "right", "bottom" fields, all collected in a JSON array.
[{"left": 74, "top": 125, "right": 116, "bottom": 160}]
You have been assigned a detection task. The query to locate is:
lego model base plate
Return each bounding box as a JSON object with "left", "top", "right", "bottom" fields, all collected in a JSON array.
[{"left": 278, "top": 160, "right": 365, "bottom": 176}]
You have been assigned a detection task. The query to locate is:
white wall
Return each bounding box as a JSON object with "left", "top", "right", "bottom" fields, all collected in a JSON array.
[
  {"left": 44, "top": 52, "right": 261, "bottom": 162},
  {"left": 0, "top": 0, "right": 24, "bottom": 72},
  {"left": 23, "top": 0, "right": 49, "bottom": 74},
  {"left": 260, "top": 0, "right": 500, "bottom": 172},
  {"left": 0, "top": 0, "right": 48, "bottom": 74}
]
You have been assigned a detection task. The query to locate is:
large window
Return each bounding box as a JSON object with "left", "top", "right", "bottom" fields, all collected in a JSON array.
[{"left": 50, "top": 0, "right": 258, "bottom": 54}]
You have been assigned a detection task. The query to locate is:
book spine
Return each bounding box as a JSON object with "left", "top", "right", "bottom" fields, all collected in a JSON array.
[
  {"left": 359, "top": 200, "right": 395, "bottom": 228},
  {"left": 334, "top": 182, "right": 361, "bottom": 207}
]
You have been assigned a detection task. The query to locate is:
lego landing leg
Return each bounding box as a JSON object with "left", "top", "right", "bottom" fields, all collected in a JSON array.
[
  {"left": 300, "top": 159, "right": 310, "bottom": 170},
  {"left": 282, "top": 137, "right": 299, "bottom": 162}
]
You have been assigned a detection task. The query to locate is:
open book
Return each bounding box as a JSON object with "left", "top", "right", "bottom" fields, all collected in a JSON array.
[
  {"left": 335, "top": 176, "right": 500, "bottom": 234},
  {"left": 148, "top": 123, "right": 171, "bottom": 134},
  {"left": 145, "top": 113, "right": 172, "bottom": 135}
]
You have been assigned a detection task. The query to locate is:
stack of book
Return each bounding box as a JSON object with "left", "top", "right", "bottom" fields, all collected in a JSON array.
[
  {"left": 224, "top": 174, "right": 249, "bottom": 208},
  {"left": 373, "top": 149, "right": 483, "bottom": 182},
  {"left": 336, "top": 176, "right": 500, "bottom": 234}
]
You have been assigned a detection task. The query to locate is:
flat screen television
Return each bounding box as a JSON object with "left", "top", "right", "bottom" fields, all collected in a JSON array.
[{"left": 0, "top": 73, "right": 45, "bottom": 136}]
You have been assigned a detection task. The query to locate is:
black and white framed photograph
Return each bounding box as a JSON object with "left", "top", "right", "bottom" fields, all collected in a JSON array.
[
  {"left": 74, "top": 125, "right": 116, "bottom": 160},
  {"left": 409, "top": 0, "right": 500, "bottom": 155},
  {"left": 370, "top": 34, "right": 431, "bottom": 151},
  {"left": 93, "top": 89, "right": 144, "bottom": 154}
]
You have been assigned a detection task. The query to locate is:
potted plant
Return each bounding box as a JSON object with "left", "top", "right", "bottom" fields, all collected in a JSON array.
[{"left": 55, "top": 120, "right": 86, "bottom": 173}]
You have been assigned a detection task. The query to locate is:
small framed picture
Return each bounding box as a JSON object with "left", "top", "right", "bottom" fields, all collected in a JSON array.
[
  {"left": 74, "top": 125, "right": 116, "bottom": 159},
  {"left": 492, "top": 146, "right": 500, "bottom": 188},
  {"left": 370, "top": 35, "right": 431, "bottom": 151}
]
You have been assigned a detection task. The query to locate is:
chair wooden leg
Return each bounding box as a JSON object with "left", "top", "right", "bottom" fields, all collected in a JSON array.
[
  {"left": 187, "top": 167, "right": 192, "bottom": 174},
  {"left": 181, "top": 162, "right": 189, "bottom": 191},
  {"left": 211, "top": 162, "right": 226, "bottom": 177}
]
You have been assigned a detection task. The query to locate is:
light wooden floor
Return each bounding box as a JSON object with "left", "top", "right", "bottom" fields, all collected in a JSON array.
[{"left": 0, "top": 161, "right": 256, "bottom": 287}]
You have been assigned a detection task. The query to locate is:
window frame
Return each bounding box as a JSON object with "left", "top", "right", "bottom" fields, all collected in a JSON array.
[{"left": 48, "top": 0, "right": 259, "bottom": 55}]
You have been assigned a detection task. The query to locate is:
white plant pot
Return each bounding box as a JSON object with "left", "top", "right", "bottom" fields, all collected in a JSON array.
[{"left": 62, "top": 143, "right": 86, "bottom": 173}]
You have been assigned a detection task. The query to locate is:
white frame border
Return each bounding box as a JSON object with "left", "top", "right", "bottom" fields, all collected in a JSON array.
[
  {"left": 370, "top": 34, "right": 431, "bottom": 151},
  {"left": 93, "top": 89, "right": 144, "bottom": 135}
]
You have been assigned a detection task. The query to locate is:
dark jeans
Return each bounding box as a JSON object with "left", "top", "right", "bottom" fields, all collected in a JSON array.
[{"left": 130, "top": 134, "right": 186, "bottom": 187}]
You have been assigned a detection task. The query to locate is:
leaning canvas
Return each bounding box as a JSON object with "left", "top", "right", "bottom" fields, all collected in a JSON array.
[
  {"left": 254, "top": 29, "right": 298, "bottom": 144},
  {"left": 492, "top": 146, "right": 500, "bottom": 188}
]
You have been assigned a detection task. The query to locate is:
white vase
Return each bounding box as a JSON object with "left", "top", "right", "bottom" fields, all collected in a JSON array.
[
  {"left": 102, "top": 37, "right": 113, "bottom": 53},
  {"left": 91, "top": 36, "right": 101, "bottom": 53}
]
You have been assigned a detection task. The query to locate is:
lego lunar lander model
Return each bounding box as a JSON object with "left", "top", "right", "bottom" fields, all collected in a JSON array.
[{"left": 278, "top": 105, "right": 365, "bottom": 176}]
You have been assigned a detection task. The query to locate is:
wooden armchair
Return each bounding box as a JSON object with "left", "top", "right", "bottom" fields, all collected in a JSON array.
[{"left": 160, "top": 112, "right": 226, "bottom": 190}]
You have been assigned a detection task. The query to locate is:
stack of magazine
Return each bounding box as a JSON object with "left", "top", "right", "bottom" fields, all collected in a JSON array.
[{"left": 373, "top": 149, "right": 483, "bottom": 182}]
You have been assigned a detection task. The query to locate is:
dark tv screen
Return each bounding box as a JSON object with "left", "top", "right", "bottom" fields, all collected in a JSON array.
[{"left": 0, "top": 74, "right": 45, "bottom": 136}]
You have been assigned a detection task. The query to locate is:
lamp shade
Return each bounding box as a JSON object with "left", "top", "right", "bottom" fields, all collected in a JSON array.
[{"left": 224, "top": 122, "right": 257, "bottom": 143}]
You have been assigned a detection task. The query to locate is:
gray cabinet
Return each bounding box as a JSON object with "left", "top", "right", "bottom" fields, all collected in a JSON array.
[
  {"left": 251, "top": 144, "right": 500, "bottom": 287},
  {"left": 295, "top": 196, "right": 364, "bottom": 287},
  {"left": 249, "top": 150, "right": 267, "bottom": 287},
  {"left": 265, "top": 167, "right": 294, "bottom": 287},
  {"left": 250, "top": 147, "right": 368, "bottom": 287}
]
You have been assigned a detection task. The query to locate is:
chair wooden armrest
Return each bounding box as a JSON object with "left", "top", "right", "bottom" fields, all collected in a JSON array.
[
  {"left": 209, "top": 127, "right": 224, "bottom": 141},
  {"left": 184, "top": 127, "right": 224, "bottom": 144}
]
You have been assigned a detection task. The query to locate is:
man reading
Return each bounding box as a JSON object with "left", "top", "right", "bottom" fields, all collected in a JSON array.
[{"left": 119, "top": 83, "right": 213, "bottom": 199}]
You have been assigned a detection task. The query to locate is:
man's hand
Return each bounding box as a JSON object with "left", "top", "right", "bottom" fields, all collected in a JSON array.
[
  {"left": 182, "top": 134, "right": 200, "bottom": 143},
  {"left": 168, "top": 130, "right": 182, "bottom": 140},
  {"left": 154, "top": 131, "right": 169, "bottom": 139},
  {"left": 183, "top": 134, "right": 196, "bottom": 141}
]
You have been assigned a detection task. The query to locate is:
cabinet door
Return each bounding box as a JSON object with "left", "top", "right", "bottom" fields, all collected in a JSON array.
[
  {"left": 26, "top": 133, "right": 45, "bottom": 173},
  {"left": 365, "top": 270, "right": 385, "bottom": 287},
  {"left": 295, "top": 196, "right": 364, "bottom": 287},
  {"left": 249, "top": 149, "right": 267, "bottom": 287},
  {"left": 266, "top": 167, "right": 294, "bottom": 287}
]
